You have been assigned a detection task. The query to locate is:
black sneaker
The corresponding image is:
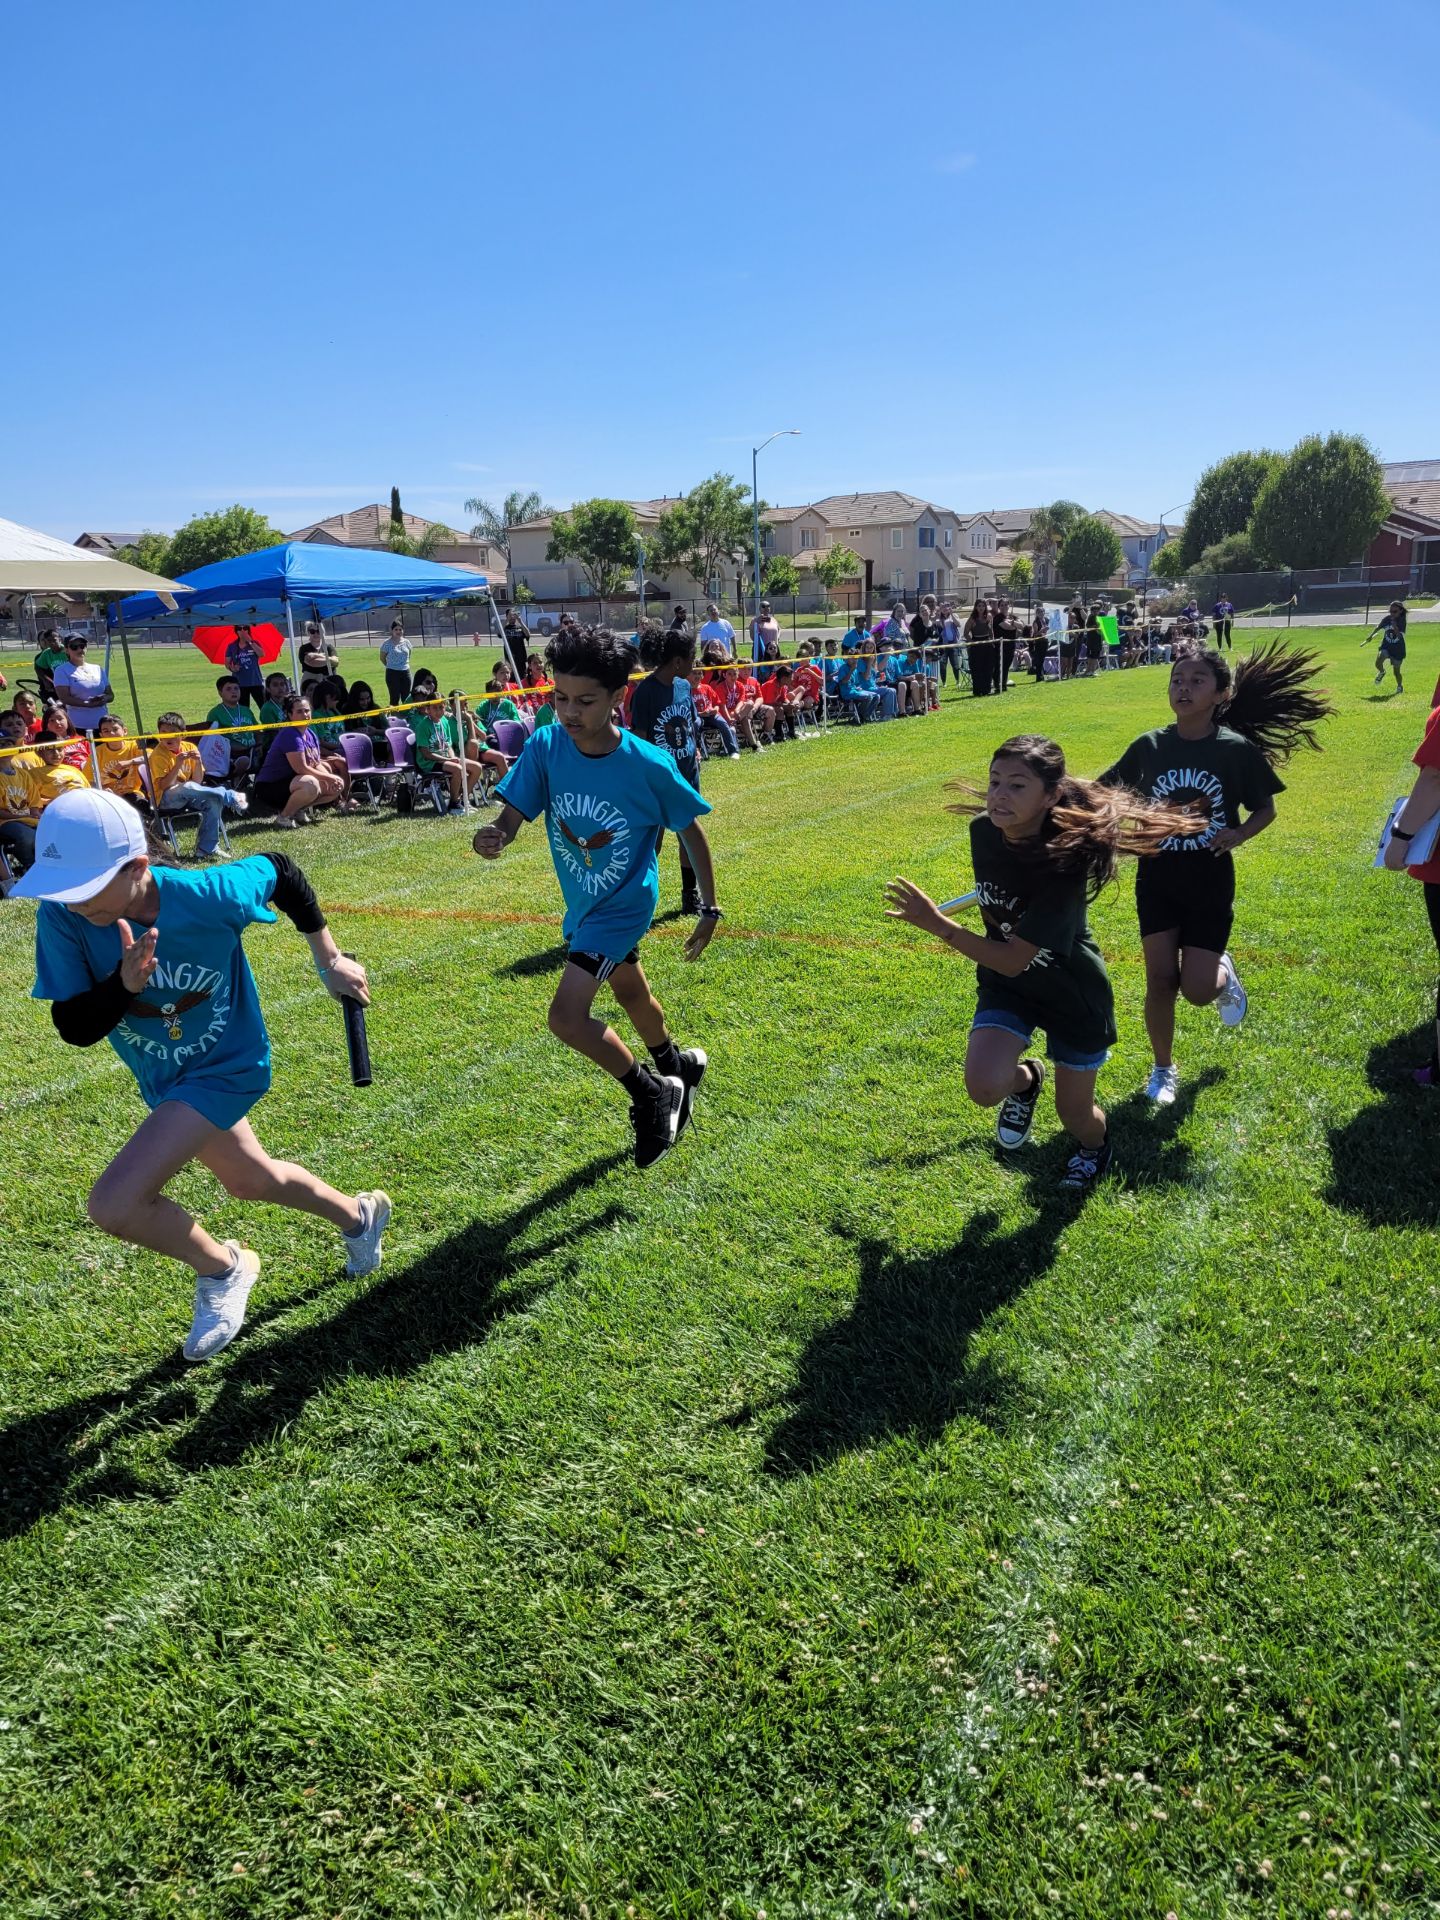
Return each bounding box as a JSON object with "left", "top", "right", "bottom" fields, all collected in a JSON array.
[
  {"left": 675, "top": 1047, "right": 708, "bottom": 1140},
  {"left": 1059, "top": 1136, "right": 1113, "bottom": 1191},
  {"left": 630, "top": 1074, "right": 685, "bottom": 1169},
  {"left": 995, "top": 1060, "right": 1045, "bottom": 1150}
]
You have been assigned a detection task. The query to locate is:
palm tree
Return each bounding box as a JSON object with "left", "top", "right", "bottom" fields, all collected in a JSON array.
[
  {"left": 381, "top": 519, "right": 454, "bottom": 560},
  {"left": 1020, "top": 500, "right": 1083, "bottom": 587},
  {"left": 464, "top": 489, "right": 555, "bottom": 556}
]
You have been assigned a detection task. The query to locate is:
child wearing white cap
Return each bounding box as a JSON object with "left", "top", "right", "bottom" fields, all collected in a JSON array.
[{"left": 13, "top": 789, "right": 391, "bottom": 1361}]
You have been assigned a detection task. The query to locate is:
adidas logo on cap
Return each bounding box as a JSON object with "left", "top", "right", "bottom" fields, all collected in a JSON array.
[{"left": 41, "top": 842, "right": 63, "bottom": 860}]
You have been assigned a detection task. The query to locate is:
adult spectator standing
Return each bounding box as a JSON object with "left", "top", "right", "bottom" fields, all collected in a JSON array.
[
  {"left": 908, "top": 593, "right": 941, "bottom": 690},
  {"left": 964, "top": 598, "right": 996, "bottom": 697},
  {"left": 1212, "top": 594, "right": 1235, "bottom": 651},
  {"left": 224, "top": 625, "right": 267, "bottom": 703},
  {"left": 992, "top": 595, "right": 1020, "bottom": 691},
  {"left": 1382, "top": 697, "right": 1440, "bottom": 1082},
  {"left": 1029, "top": 607, "right": 1051, "bottom": 683},
  {"left": 31, "top": 629, "right": 67, "bottom": 702},
  {"left": 379, "top": 619, "right": 413, "bottom": 707},
  {"left": 51, "top": 634, "right": 112, "bottom": 735},
  {"left": 750, "top": 599, "right": 781, "bottom": 663},
  {"left": 502, "top": 608, "right": 531, "bottom": 681},
  {"left": 698, "top": 601, "right": 735, "bottom": 659},
  {"left": 936, "top": 601, "right": 964, "bottom": 690}
]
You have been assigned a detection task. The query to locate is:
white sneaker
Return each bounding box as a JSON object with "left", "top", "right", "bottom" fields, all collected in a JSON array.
[
  {"left": 341, "top": 1190, "right": 392, "bottom": 1276},
  {"left": 183, "top": 1243, "right": 260, "bottom": 1362},
  {"left": 1215, "top": 951, "right": 1248, "bottom": 1028},
  {"left": 1145, "top": 1063, "right": 1179, "bottom": 1106},
  {"left": 224, "top": 788, "right": 249, "bottom": 814}
]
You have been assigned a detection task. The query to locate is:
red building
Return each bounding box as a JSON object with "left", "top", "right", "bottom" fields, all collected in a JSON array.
[{"left": 1365, "top": 462, "right": 1440, "bottom": 594}]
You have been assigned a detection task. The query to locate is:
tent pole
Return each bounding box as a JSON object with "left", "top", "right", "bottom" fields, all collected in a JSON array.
[
  {"left": 114, "top": 607, "right": 145, "bottom": 734},
  {"left": 283, "top": 597, "right": 301, "bottom": 687},
  {"left": 451, "top": 689, "right": 470, "bottom": 817}
]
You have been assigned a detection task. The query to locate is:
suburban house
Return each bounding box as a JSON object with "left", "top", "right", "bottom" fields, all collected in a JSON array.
[
  {"left": 1365, "top": 461, "right": 1440, "bottom": 592},
  {"left": 1094, "top": 510, "right": 1168, "bottom": 586},
  {"left": 74, "top": 531, "right": 141, "bottom": 555},
  {"left": 286, "top": 503, "right": 507, "bottom": 583},
  {"left": 762, "top": 492, "right": 981, "bottom": 604},
  {"left": 506, "top": 500, "right": 699, "bottom": 609}
]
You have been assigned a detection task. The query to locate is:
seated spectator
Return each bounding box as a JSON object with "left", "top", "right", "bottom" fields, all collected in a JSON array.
[
  {"left": 204, "top": 675, "right": 259, "bottom": 784},
  {"left": 700, "top": 636, "right": 733, "bottom": 669},
  {"left": 258, "top": 671, "right": 292, "bottom": 728},
  {"left": 308, "top": 681, "right": 361, "bottom": 809},
  {"left": 94, "top": 715, "right": 148, "bottom": 810},
  {"left": 342, "top": 680, "right": 394, "bottom": 762},
  {"left": 149, "top": 712, "right": 248, "bottom": 855},
  {"left": 40, "top": 702, "right": 91, "bottom": 770},
  {"left": 693, "top": 672, "right": 740, "bottom": 759},
  {"left": 0, "top": 710, "right": 41, "bottom": 878},
  {"left": 18, "top": 734, "right": 89, "bottom": 858},
  {"left": 731, "top": 663, "right": 774, "bottom": 747},
  {"left": 9, "top": 692, "right": 41, "bottom": 740},
  {"left": 1013, "top": 642, "right": 1032, "bottom": 674},
  {"left": 791, "top": 645, "right": 824, "bottom": 727},
  {"left": 836, "top": 655, "right": 881, "bottom": 723},
  {"left": 879, "top": 645, "right": 918, "bottom": 716},
  {"left": 759, "top": 663, "right": 801, "bottom": 740},
  {"left": 918, "top": 642, "right": 941, "bottom": 709},
  {"left": 253, "top": 693, "right": 345, "bottom": 827},
  {"left": 413, "top": 697, "right": 504, "bottom": 808},
  {"left": 520, "top": 653, "right": 550, "bottom": 714},
  {"left": 478, "top": 666, "right": 524, "bottom": 730}
]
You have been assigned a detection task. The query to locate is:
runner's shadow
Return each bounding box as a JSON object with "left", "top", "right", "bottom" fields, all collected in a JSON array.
[
  {"left": 1324, "top": 1025, "right": 1438, "bottom": 1228},
  {"left": 751, "top": 1073, "right": 1218, "bottom": 1477},
  {"left": 0, "top": 1153, "right": 626, "bottom": 1538},
  {"left": 498, "top": 942, "right": 569, "bottom": 978}
]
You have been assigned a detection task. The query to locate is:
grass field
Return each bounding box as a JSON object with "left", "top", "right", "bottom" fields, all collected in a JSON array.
[{"left": 2, "top": 630, "right": 1437, "bottom": 1919}]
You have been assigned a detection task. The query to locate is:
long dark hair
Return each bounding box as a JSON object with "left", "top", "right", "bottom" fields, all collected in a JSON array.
[
  {"left": 1190, "top": 639, "right": 1332, "bottom": 765},
  {"left": 948, "top": 734, "right": 1202, "bottom": 900},
  {"left": 637, "top": 620, "right": 696, "bottom": 673}
]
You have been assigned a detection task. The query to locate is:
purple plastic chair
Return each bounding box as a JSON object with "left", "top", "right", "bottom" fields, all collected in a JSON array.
[
  {"left": 386, "top": 726, "right": 416, "bottom": 768},
  {"left": 341, "top": 730, "right": 394, "bottom": 806},
  {"left": 491, "top": 719, "right": 530, "bottom": 761}
]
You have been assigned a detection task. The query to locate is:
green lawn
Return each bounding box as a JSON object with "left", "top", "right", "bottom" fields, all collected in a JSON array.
[{"left": 1, "top": 632, "right": 1437, "bottom": 1918}]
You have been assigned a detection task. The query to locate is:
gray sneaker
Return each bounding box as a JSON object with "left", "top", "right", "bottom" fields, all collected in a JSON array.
[
  {"left": 183, "top": 1243, "right": 260, "bottom": 1362},
  {"left": 341, "top": 1191, "right": 392, "bottom": 1277},
  {"left": 1215, "top": 952, "right": 1248, "bottom": 1028}
]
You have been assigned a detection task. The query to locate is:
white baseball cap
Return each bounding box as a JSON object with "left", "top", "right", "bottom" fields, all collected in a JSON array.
[{"left": 10, "top": 787, "right": 147, "bottom": 904}]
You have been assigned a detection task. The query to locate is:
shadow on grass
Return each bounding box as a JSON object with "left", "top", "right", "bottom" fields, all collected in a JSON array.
[
  {"left": 749, "top": 1072, "right": 1221, "bottom": 1477},
  {"left": 1324, "top": 1024, "right": 1439, "bottom": 1229},
  {"left": 498, "top": 942, "right": 570, "bottom": 978},
  {"left": 0, "top": 1153, "right": 627, "bottom": 1539}
]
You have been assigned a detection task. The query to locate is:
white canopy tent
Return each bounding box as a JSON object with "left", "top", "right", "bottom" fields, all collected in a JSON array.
[{"left": 0, "top": 515, "right": 191, "bottom": 728}]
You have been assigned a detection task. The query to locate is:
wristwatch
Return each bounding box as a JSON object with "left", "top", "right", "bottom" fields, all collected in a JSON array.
[{"left": 697, "top": 904, "right": 723, "bottom": 920}]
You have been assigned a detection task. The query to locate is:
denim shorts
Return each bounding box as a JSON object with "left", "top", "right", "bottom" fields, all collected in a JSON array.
[{"left": 970, "top": 1007, "right": 1110, "bottom": 1072}]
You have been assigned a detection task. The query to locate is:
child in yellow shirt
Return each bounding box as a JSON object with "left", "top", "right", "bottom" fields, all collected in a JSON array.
[
  {"left": 150, "top": 712, "right": 247, "bottom": 857},
  {"left": 94, "top": 715, "right": 147, "bottom": 806}
]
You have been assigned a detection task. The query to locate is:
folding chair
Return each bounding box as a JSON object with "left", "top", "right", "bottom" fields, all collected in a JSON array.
[
  {"left": 140, "top": 765, "right": 233, "bottom": 857},
  {"left": 340, "top": 730, "right": 399, "bottom": 809}
]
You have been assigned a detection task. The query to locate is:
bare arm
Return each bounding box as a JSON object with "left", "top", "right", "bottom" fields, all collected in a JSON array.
[
  {"left": 473, "top": 803, "right": 526, "bottom": 859},
  {"left": 1383, "top": 765, "right": 1440, "bottom": 868},
  {"left": 883, "top": 877, "right": 1039, "bottom": 977},
  {"left": 1210, "top": 800, "right": 1276, "bottom": 854}
]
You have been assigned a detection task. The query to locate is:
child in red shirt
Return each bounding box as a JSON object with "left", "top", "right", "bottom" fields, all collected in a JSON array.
[{"left": 1383, "top": 698, "right": 1440, "bottom": 1083}]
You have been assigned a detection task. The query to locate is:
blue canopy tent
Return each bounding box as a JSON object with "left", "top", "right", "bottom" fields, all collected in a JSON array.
[{"left": 110, "top": 541, "right": 496, "bottom": 683}]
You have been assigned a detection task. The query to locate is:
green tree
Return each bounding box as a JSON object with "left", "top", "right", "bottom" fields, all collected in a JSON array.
[
  {"left": 1179, "top": 450, "right": 1282, "bottom": 566},
  {"left": 1058, "top": 514, "right": 1123, "bottom": 585},
  {"left": 1001, "top": 552, "right": 1033, "bottom": 594},
  {"left": 1248, "top": 432, "right": 1391, "bottom": 570},
  {"left": 465, "top": 489, "right": 555, "bottom": 556},
  {"left": 1020, "top": 500, "right": 1083, "bottom": 582},
  {"left": 114, "top": 530, "right": 173, "bottom": 576},
  {"left": 162, "top": 505, "right": 281, "bottom": 577},
  {"left": 382, "top": 519, "right": 455, "bottom": 560},
  {"left": 812, "top": 543, "right": 862, "bottom": 611},
  {"left": 1198, "top": 529, "right": 1267, "bottom": 575},
  {"left": 390, "top": 486, "right": 404, "bottom": 539},
  {"left": 546, "top": 498, "right": 640, "bottom": 607},
  {"left": 762, "top": 553, "right": 802, "bottom": 599},
  {"left": 1152, "top": 540, "right": 1185, "bottom": 582},
  {"left": 649, "top": 474, "right": 756, "bottom": 596}
]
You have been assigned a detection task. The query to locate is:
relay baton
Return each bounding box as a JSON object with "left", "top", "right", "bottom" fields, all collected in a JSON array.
[
  {"left": 339, "top": 954, "right": 372, "bottom": 1087},
  {"left": 938, "top": 889, "right": 979, "bottom": 914}
]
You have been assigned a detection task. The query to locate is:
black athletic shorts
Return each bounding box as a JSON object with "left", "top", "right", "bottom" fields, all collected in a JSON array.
[
  {"left": 1136, "top": 852, "right": 1236, "bottom": 952},
  {"left": 566, "top": 944, "right": 640, "bottom": 983}
]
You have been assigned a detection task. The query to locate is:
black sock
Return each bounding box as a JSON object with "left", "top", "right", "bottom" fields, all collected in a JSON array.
[
  {"left": 621, "top": 1061, "right": 662, "bottom": 1102},
  {"left": 650, "top": 1037, "right": 683, "bottom": 1078}
]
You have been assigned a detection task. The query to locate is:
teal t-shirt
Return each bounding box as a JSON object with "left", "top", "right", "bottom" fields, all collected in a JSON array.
[
  {"left": 497, "top": 725, "right": 711, "bottom": 959},
  {"left": 32, "top": 859, "right": 280, "bottom": 1130},
  {"left": 413, "top": 712, "right": 456, "bottom": 771}
]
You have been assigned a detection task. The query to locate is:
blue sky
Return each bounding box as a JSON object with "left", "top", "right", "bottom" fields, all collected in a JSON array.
[{"left": 9, "top": 0, "right": 1438, "bottom": 541}]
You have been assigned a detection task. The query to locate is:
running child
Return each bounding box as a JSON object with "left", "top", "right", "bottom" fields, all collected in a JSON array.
[
  {"left": 15, "top": 787, "right": 390, "bottom": 1361},
  {"left": 474, "top": 625, "right": 719, "bottom": 1169},
  {"left": 1098, "top": 640, "right": 1331, "bottom": 1105},
  {"left": 630, "top": 623, "right": 704, "bottom": 911},
  {"left": 1364, "top": 601, "right": 1407, "bottom": 694},
  {"left": 885, "top": 734, "right": 1199, "bottom": 1189}
]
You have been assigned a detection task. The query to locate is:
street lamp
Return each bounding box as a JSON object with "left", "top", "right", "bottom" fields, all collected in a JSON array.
[{"left": 752, "top": 429, "right": 800, "bottom": 654}]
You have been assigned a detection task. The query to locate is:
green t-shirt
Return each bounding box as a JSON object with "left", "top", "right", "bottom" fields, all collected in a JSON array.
[
  {"left": 312, "top": 715, "right": 345, "bottom": 746},
  {"left": 205, "top": 701, "right": 258, "bottom": 750},
  {"left": 969, "top": 814, "right": 1116, "bottom": 1055},
  {"left": 259, "top": 699, "right": 287, "bottom": 728},
  {"left": 34, "top": 645, "right": 68, "bottom": 676},
  {"left": 478, "top": 695, "right": 521, "bottom": 727},
  {"left": 1099, "top": 723, "right": 1283, "bottom": 856},
  {"left": 413, "top": 711, "right": 456, "bottom": 771}
]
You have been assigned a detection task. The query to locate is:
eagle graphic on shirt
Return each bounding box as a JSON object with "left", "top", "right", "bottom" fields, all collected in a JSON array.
[{"left": 557, "top": 817, "right": 617, "bottom": 868}]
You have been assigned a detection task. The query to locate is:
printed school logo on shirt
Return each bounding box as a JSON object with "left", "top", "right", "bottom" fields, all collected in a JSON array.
[
  {"left": 975, "top": 879, "right": 1056, "bottom": 969},
  {"left": 1148, "top": 765, "right": 1227, "bottom": 851},
  {"left": 552, "top": 790, "right": 634, "bottom": 894},
  {"left": 121, "top": 957, "right": 228, "bottom": 1048}
]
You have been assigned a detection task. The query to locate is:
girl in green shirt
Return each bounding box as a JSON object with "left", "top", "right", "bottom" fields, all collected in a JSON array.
[{"left": 885, "top": 733, "right": 1197, "bottom": 1191}]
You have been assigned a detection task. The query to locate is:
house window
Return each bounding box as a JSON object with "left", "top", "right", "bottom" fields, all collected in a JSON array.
[
  {"left": 890, "top": 568, "right": 904, "bottom": 591},
  {"left": 848, "top": 528, "right": 861, "bottom": 538},
  {"left": 918, "top": 525, "right": 936, "bottom": 549},
  {"left": 943, "top": 528, "right": 953, "bottom": 547},
  {"left": 939, "top": 568, "right": 950, "bottom": 592},
  {"left": 800, "top": 528, "right": 821, "bottom": 549},
  {"left": 762, "top": 527, "right": 774, "bottom": 550},
  {"left": 890, "top": 527, "right": 903, "bottom": 549},
  {"left": 918, "top": 570, "right": 936, "bottom": 592}
]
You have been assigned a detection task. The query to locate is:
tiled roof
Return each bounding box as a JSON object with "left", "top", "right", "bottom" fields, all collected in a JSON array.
[
  {"left": 74, "top": 531, "right": 141, "bottom": 553},
  {"left": 287, "top": 503, "right": 450, "bottom": 544},
  {"left": 1094, "top": 509, "right": 1162, "bottom": 538},
  {"left": 1384, "top": 480, "right": 1440, "bottom": 528},
  {"left": 810, "top": 491, "right": 949, "bottom": 527},
  {"left": 511, "top": 499, "right": 681, "bottom": 533}
]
